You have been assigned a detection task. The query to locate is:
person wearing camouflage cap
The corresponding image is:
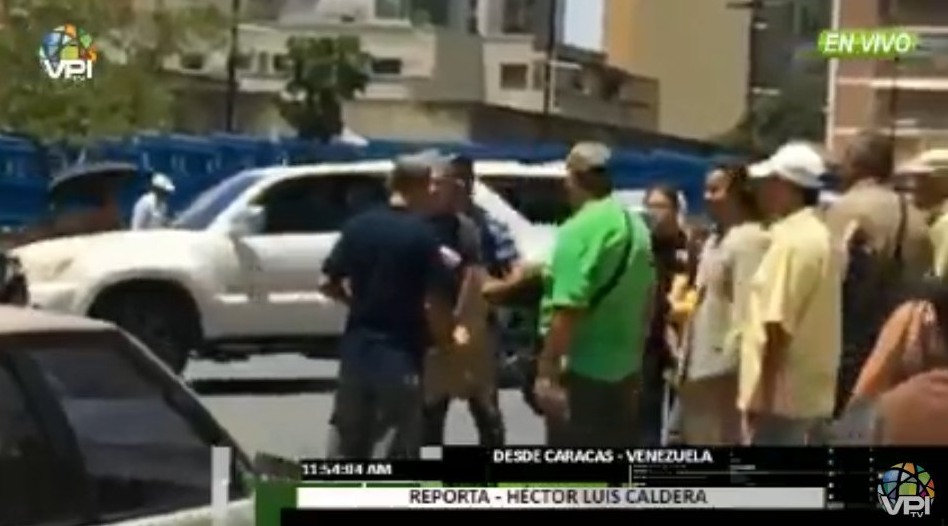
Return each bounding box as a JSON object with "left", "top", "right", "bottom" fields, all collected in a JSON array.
[
  {"left": 533, "top": 141, "right": 655, "bottom": 446},
  {"left": 319, "top": 150, "right": 458, "bottom": 459}
]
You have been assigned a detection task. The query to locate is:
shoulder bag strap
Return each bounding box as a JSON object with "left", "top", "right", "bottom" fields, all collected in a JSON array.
[
  {"left": 894, "top": 191, "right": 908, "bottom": 270},
  {"left": 588, "top": 212, "right": 634, "bottom": 311}
]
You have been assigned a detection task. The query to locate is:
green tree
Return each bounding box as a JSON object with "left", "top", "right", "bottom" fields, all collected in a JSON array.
[
  {"left": 0, "top": 0, "right": 224, "bottom": 145},
  {"left": 275, "top": 36, "right": 371, "bottom": 142},
  {"left": 717, "top": 56, "right": 827, "bottom": 155}
]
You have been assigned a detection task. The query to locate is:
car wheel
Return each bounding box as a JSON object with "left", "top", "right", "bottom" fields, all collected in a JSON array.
[{"left": 91, "top": 292, "right": 195, "bottom": 374}]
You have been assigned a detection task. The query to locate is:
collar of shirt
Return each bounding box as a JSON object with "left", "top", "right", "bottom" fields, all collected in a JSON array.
[{"left": 771, "top": 206, "right": 818, "bottom": 235}]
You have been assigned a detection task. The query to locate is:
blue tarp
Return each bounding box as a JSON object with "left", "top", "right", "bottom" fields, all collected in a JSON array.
[{"left": 0, "top": 133, "right": 739, "bottom": 226}]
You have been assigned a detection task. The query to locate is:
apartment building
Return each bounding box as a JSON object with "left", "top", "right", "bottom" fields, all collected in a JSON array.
[
  {"left": 827, "top": 0, "right": 948, "bottom": 160},
  {"left": 604, "top": 0, "right": 829, "bottom": 141},
  {"left": 168, "top": 0, "right": 657, "bottom": 140}
]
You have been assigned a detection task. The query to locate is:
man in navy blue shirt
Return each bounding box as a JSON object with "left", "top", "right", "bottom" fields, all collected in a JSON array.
[{"left": 320, "top": 152, "right": 455, "bottom": 459}]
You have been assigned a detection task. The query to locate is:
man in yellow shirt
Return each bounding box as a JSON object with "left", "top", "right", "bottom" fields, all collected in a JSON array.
[
  {"left": 740, "top": 142, "right": 843, "bottom": 445},
  {"left": 899, "top": 149, "right": 948, "bottom": 278}
]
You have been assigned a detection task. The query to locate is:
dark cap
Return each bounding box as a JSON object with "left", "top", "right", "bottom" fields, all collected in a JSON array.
[{"left": 566, "top": 142, "right": 612, "bottom": 173}]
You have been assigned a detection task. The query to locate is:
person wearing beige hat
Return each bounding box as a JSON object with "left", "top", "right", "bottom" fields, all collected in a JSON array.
[
  {"left": 826, "top": 132, "right": 933, "bottom": 414},
  {"left": 739, "top": 141, "right": 843, "bottom": 445},
  {"left": 901, "top": 149, "right": 948, "bottom": 279},
  {"left": 534, "top": 141, "right": 655, "bottom": 446}
]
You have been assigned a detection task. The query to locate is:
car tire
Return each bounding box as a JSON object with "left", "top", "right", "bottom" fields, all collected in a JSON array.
[{"left": 91, "top": 291, "right": 195, "bottom": 374}]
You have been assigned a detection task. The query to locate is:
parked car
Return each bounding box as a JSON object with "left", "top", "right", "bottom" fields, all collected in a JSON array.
[
  {"left": 12, "top": 160, "right": 559, "bottom": 373},
  {"left": 0, "top": 306, "right": 253, "bottom": 525}
]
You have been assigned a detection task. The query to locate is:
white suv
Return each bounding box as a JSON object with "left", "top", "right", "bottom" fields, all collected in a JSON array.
[{"left": 13, "top": 160, "right": 562, "bottom": 373}]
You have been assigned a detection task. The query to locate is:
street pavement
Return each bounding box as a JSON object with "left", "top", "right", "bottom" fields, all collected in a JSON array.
[{"left": 185, "top": 355, "right": 545, "bottom": 459}]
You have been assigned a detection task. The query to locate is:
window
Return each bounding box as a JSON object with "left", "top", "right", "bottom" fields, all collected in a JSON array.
[
  {"left": 255, "top": 175, "right": 388, "bottom": 234},
  {"left": 258, "top": 52, "right": 270, "bottom": 74},
  {"left": 179, "top": 53, "right": 205, "bottom": 70},
  {"left": 273, "top": 54, "right": 291, "bottom": 73},
  {"left": 481, "top": 176, "right": 571, "bottom": 225},
  {"left": 372, "top": 58, "right": 404, "bottom": 76},
  {"left": 500, "top": 63, "right": 528, "bottom": 90},
  {"left": 234, "top": 52, "right": 253, "bottom": 70},
  {"left": 173, "top": 172, "right": 263, "bottom": 231},
  {"left": 26, "top": 339, "right": 247, "bottom": 521},
  {"left": 375, "top": 0, "right": 410, "bottom": 19},
  {"left": 502, "top": 0, "right": 534, "bottom": 33},
  {"left": 0, "top": 362, "right": 81, "bottom": 525}
]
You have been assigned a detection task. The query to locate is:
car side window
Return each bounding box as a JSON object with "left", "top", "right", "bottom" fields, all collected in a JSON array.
[
  {"left": 255, "top": 174, "right": 388, "bottom": 234},
  {"left": 27, "top": 344, "right": 237, "bottom": 522},
  {"left": 0, "top": 361, "right": 79, "bottom": 525}
]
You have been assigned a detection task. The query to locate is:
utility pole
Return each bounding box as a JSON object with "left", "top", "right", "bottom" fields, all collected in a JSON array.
[
  {"left": 540, "top": 0, "right": 559, "bottom": 141},
  {"left": 225, "top": 0, "right": 241, "bottom": 132}
]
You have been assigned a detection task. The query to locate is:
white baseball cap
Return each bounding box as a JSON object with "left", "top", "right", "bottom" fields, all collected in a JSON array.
[
  {"left": 748, "top": 142, "right": 827, "bottom": 189},
  {"left": 151, "top": 173, "right": 176, "bottom": 193}
]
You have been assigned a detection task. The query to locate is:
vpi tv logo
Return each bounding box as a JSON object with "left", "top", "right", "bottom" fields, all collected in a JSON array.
[
  {"left": 878, "top": 463, "right": 935, "bottom": 517},
  {"left": 39, "top": 24, "right": 97, "bottom": 80}
]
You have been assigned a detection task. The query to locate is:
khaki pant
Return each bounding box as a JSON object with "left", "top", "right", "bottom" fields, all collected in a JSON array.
[{"left": 677, "top": 373, "right": 740, "bottom": 445}]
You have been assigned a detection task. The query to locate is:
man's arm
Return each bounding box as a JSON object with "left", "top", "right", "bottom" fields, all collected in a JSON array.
[
  {"left": 535, "top": 226, "right": 596, "bottom": 380},
  {"left": 478, "top": 213, "right": 540, "bottom": 302},
  {"left": 754, "top": 242, "right": 814, "bottom": 410},
  {"left": 319, "top": 227, "right": 353, "bottom": 304}
]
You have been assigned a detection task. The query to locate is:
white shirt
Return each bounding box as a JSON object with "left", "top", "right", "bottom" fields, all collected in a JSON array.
[{"left": 131, "top": 192, "right": 169, "bottom": 230}]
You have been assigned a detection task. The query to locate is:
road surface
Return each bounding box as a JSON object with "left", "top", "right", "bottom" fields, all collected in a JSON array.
[{"left": 186, "top": 355, "right": 545, "bottom": 459}]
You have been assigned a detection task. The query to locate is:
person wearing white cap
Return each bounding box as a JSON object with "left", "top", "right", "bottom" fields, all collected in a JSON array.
[
  {"left": 738, "top": 141, "right": 843, "bottom": 445},
  {"left": 130, "top": 173, "right": 176, "bottom": 230},
  {"left": 900, "top": 149, "right": 948, "bottom": 279}
]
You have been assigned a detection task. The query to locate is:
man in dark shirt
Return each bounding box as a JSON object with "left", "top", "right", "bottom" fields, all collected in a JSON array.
[
  {"left": 320, "top": 152, "right": 456, "bottom": 459},
  {"left": 423, "top": 160, "right": 505, "bottom": 446}
]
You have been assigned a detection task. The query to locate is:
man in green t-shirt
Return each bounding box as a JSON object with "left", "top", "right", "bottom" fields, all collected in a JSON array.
[{"left": 534, "top": 142, "right": 656, "bottom": 447}]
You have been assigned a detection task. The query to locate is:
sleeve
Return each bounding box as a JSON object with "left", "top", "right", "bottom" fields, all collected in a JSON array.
[
  {"left": 322, "top": 227, "right": 353, "bottom": 280},
  {"left": 759, "top": 240, "right": 818, "bottom": 337},
  {"left": 458, "top": 215, "right": 483, "bottom": 267},
  {"left": 849, "top": 302, "right": 927, "bottom": 403},
  {"left": 485, "top": 215, "right": 520, "bottom": 267},
  {"left": 547, "top": 225, "right": 598, "bottom": 309},
  {"left": 130, "top": 196, "right": 149, "bottom": 230},
  {"left": 420, "top": 230, "right": 454, "bottom": 300}
]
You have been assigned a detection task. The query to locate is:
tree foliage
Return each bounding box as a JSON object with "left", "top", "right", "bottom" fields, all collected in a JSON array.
[
  {"left": 0, "top": 0, "right": 225, "bottom": 145},
  {"left": 717, "top": 55, "right": 827, "bottom": 156},
  {"left": 275, "top": 36, "right": 371, "bottom": 142}
]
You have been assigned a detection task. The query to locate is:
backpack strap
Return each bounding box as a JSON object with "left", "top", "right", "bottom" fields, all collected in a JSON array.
[{"left": 588, "top": 212, "right": 634, "bottom": 311}]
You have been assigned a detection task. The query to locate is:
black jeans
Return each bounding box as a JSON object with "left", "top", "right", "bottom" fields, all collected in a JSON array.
[
  {"left": 545, "top": 372, "right": 641, "bottom": 447},
  {"left": 638, "top": 343, "right": 669, "bottom": 446},
  {"left": 423, "top": 390, "right": 506, "bottom": 446}
]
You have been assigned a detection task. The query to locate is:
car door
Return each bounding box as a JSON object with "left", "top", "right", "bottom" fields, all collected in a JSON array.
[
  {"left": 237, "top": 173, "right": 388, "bottom": 337},
  {"left": 10, "top": 331, "right": 253, "bottom": 524}
]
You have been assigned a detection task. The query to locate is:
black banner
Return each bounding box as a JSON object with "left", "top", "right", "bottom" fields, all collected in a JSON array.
[{"left": 298, "top": 446, "right": 947, "bottom": 515}]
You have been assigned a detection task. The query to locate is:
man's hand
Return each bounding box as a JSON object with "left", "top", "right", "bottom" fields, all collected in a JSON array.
[{"left": 533, "top": 377, "right": 568, "bottom": 421}]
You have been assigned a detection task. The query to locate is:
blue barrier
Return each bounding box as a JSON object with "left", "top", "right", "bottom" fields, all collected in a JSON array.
[{"left": 0, "top": 133, "right": 738, "bottom": 227}]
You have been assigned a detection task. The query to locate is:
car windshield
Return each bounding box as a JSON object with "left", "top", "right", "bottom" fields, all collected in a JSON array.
[{"left": 172, "top": 173, "right": 262, "bottom": 231}]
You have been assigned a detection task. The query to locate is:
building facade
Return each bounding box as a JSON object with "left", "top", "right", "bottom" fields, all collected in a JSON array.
[
  {"left": 604, "top": 0, "right": 829, "bottom": 142},
  {"left": 827, "top": 0, "right": 948, "bottom": 160},
  {"left": 169, "top": 6, "right": 657, "bottom": 141}
]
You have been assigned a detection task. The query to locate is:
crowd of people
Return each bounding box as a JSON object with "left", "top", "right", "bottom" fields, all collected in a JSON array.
[{"left": 317, "top": 132, "right": 948, "bottom": 459}]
